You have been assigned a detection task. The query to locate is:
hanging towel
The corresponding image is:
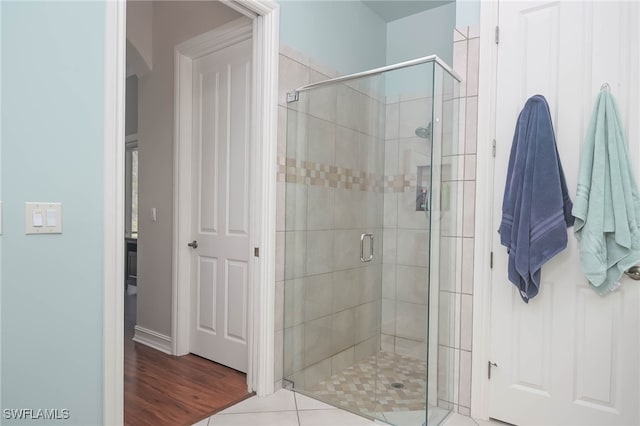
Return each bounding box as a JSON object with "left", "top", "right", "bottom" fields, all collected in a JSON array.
[
  {"left": 572, "top": 89, "right": 640, "bottom": 294},
  {"left": 498, "top": 95, "right": 574, "bottom": 303}
]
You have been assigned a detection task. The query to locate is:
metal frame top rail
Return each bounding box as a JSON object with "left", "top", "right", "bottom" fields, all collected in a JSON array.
[{"left": 289, "top": 54, "right": 462, "bottom": 96}]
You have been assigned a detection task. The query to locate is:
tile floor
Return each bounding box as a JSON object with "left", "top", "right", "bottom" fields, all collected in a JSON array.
[{"left": 193, "top": 389, "right": 503, "bottom": 426}]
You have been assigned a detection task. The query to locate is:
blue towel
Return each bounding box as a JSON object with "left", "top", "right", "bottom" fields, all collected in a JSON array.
[
  {"left": 572, "top": 90, "right": 640, "bottom": 293},
  {"left": 498, "top": 95, "right": 574, "bottom": 303}
]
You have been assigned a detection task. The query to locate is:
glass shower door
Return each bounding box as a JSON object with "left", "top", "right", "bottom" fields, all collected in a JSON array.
[
  {"left": 283, "top": 58, "right": 460, "bottom": 426},
  {"left": 283, "top": 73, "right": 387, "bottom": 420}
]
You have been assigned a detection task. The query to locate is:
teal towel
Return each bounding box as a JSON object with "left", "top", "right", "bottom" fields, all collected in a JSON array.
[{"left": 573, "top": 90, "right": 640, "bottom": 293}]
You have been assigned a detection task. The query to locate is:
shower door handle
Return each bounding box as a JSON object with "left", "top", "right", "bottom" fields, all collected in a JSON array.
[{"left": 360, "top": 233, "right": 374, "bottom": 263}]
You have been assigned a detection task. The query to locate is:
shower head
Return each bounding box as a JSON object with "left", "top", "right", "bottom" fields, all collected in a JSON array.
[{"left": 415, "top": 122, "right": 432, "bottom": 139}]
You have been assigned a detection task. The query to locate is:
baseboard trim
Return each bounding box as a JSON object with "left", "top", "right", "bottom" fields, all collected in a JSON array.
[{"left": 133, "top": 326, "right": 173, "bottom": 355}]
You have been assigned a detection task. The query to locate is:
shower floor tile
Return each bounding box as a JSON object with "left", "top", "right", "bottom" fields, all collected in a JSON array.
[{"left": 306, "top": 351, "right": 428, "bottom": 418}]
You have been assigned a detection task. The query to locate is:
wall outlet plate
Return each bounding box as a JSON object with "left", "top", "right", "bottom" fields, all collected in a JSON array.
[{"left": 25, "top": 202, "right": 62, "bottom": 234}]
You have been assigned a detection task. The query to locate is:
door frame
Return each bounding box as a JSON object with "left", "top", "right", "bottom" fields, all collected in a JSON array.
[
  {"left": 470, "top": 0, "right": 500, "bottom": 420},
  {"left": 103, "top": 1, "right": 279, "bottom": 424}
]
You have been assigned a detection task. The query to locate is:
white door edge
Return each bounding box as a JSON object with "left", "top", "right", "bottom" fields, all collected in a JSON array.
[
  {"left": 471, "top": 1, "right": 499, "bottom": 421},
  {"left": 103, "top": 1, "right": 279, "bottom": 424},
  {"left": 103, "top": 1, "right": 126, "bottom": 425}
]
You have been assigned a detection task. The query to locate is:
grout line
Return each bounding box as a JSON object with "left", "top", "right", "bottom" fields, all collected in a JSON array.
[{"left": 293, "top": 391, "right": 302, "bottom": 425}]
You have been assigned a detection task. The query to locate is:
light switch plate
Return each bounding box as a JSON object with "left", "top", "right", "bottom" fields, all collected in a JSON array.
[{"left": 25, "top": 202, "right": 62, "bottom": 234}]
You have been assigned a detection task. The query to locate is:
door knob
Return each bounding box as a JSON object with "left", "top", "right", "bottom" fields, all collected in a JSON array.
[{"left": 187, "top": 240, "right": 198, "bottom": 249}]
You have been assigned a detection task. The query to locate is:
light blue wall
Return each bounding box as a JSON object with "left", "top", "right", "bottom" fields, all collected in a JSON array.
[
  {"left": 386, "top": 2, "right": 456, "bottom": 66},
  {"left": 456, "top": 0, "right": 480, "bottom": 27},
  {"left": 279, "top": 0, "right": 387, "bottom": 74},
  {"left": 1, "top": 2, "right": 105, "bottom": 424},
  {"left": 385, "top": 3, "right": 456, "bottom": 99}
]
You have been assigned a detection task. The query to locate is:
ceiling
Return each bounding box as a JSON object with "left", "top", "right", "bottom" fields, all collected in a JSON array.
[{"left": 362, "top": 0, "right": 454, "bottom": 23}]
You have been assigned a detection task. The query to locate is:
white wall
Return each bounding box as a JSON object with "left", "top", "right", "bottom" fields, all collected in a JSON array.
[{"left": 135, "top": 1, "right": 244, "bottom": 338}]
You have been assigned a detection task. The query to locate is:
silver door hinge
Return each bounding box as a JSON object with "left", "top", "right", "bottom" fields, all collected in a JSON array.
[
  {"left": 495, "top": 26, "right": 500, "bottom": 44},
  {"left": 254, "top": 247, "right": 260, "bottom": 257},
  {"left": 490, "top": 251, "right": 494, "bottom": 269},
  {"left": 488, "top": 361, "right": 498, "bottom": 379},
  {"left": 492, "top": 139, "right": 496, "bottom": 157}
]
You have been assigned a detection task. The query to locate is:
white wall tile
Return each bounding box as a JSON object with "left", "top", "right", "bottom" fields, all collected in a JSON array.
[
  {"left": 396, "top": 265, "right": 429, "bottom": 304},
  {"left": 458, "top": 350, "right": 472, "bottom": 407},
  {"left": 304, "top": 273, "right": 333, "bottom": 321},
  {"left": 382, "top": 229, "right": 397, "bottom": 264},
  {"left": 331, "top": 308, "right": 356, "bottom": 353},
  {"left": 399, "top": 98, "right": 432, "bottom": 139},
  {"left": 283, "top": 324, "right": 304, "bottom": 377},
  {"left": 383, "top": 193, "right": 398, "bottom": 229},
  {"left": 359, "top": 264, "right": 381, "bottom": 304},
  {"left": 332, "top": 268, "right": 360, "bottom": 312},
  {"left": 279, "top": 55, "right": 310, "bottom": 107},
  {"left": 330, "top": 347, "right": 355, "bottom": 376},
  {"left": 453, "top": 40, "right": 468, "bottom": 98},
  {"left": 335, "top": 126, "right": 360, "bottom": 172},
  {"left": 307, "top": 186, "right": 334, "bottom": 231},
  {"left": 385, "top": 103, "right": 400, "bottom": 140},
  {"left": 274, "top": 329, "right": 284, "bottom": 381},
  {"left": 276, "top": 231, "right": 285, "bottom": 282},
  {"left": 333, "top": 229, "right": 362, "bottom": 271},
  {"left": 307, "top": 116, "right": 335, "bottom": 166},
  {"left": 286, "top": 183, "right": 308, "bottom": 231},
  {"left": 284, "top": 278, "right": 304, "bottom": 328},
  {"left": 275, "top": 280, "right": 284, "bottom": 331},
  {"left": 461, "top": 238, "right": 474, "bottom": 295},
  {"left": 355, "top": 301, "right": 380, "bottom": 343},
  {"left": 382, "top": 263, "right": 397, "bottom": 299},
  {"left": 304, "top": 359, "right": 332, "bottom": 388},
  {"left": 309, "top": 76, "right": 337, "bottom": 123},
  {"left": 304, "top": 316, "right": 332, "bottom": 366},
  {"left": 395, "top": 336, "right": 427, "bottom": 360},
  {"left": 354, "top": 335, "right": 379, "bottom": 362},
  {"left": 462, "top": 181, "right": 475, "bottom": 238},
  {"left": 285, "top": 231, "right": 307, "bottom": 280},
  {"left": 464, "top": 97, "right": 478, "bottom": 154},
  {"left": 396, "top": 229, "right": 430, "bottom": 268},
  {"left": 460, "top": 294, "right": 473, "bottom": 352},
  {"left": 337, "top": 85, "right": 361, "bottom": 131},
  {"left": 381, "top": 298, "right": 396, "bottom": 335},
  {"left": 466, "top": 38, "right": 480, "bottom": 97},
  {"left": 395, "top": 301, "right": 427, "bottom": 342},
  {"left": 381, "top": 333, "right": 395, "bottom": 353},
  {"left": 306, "top": 230, "right": 334, "bottom": 276}
]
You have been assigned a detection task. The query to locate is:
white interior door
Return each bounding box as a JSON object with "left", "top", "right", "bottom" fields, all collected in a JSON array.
[
  {"left": 189, "top": 39, "right": 251, "bottom": 373},
  {"left": 489, "top": 2, "right": 639, "bottom": 425}
]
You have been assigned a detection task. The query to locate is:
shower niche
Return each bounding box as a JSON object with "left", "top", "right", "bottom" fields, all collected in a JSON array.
[{"left": 283, "top": 57, "right": 462, "bottom": 426}]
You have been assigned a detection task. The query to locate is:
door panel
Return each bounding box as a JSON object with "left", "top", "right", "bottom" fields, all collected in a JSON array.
[
  {"left": 490, "top": 2, "right": 639, "bottom": 425},
  {"left": 190, "top": 39, "right": 251, "bottom": 373}
]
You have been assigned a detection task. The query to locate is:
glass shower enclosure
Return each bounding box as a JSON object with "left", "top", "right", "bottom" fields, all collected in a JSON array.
[{"left": 283, "top": 56, "right": 462, "bottom": 426}]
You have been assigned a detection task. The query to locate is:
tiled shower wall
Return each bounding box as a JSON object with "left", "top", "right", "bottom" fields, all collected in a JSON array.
[
  {"left": 436, "top": 26, "right": 480, "bottom": 416},
  {"left": 381, "top": 96, "right": 434, "bottom": 360},
  {"left": 274, "top": 46, "right": 386, "bottom": 390}
]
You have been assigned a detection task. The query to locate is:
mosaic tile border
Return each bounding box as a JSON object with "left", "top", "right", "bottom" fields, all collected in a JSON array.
[{"left": 277, "top": 156, "right": 430, "bottom": 193}]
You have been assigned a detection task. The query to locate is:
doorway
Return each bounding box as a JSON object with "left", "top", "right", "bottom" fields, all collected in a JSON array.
[{"left": 119, "top": 1, "right": 276, "bottom": 424}]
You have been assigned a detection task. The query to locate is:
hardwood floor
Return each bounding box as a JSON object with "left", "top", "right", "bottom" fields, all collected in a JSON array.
[{"left": 124, "top": 317, "right": 251, "bottom": 425}]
